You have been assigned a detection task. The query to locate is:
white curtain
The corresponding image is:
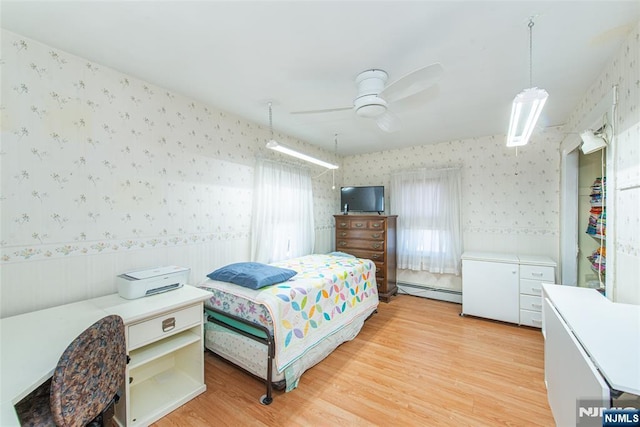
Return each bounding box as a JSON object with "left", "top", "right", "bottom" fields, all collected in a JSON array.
[
  {"left": 251, "top": 159, "right": 315, "bottom": 263},
  {"left": 390, "top": 168, "right": 462, "bottom": 274}
]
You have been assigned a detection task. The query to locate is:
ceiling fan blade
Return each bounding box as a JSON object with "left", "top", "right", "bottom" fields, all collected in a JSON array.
[
  {"left": 290, "top": 106, "right": 352, "bottom": 115},
  {"left": 376, "top": 111, "right": 401, "bottom": 133},
  {"left": 380, "top": 63, "right": 444, "bottom": 104}
]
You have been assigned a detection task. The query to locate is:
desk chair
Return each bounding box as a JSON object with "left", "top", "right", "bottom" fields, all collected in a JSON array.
[{"left": 15, "top": 315, "right": 127, "bottom": 427}]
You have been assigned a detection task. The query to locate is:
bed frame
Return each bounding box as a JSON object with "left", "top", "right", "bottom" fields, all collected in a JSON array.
[{"left": 205, "top": 307, "right": 277, "bottom": 405}]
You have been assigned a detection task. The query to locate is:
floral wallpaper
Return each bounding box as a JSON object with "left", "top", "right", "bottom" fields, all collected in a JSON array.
[
  {"left": 562, "top": 21, "right": 639, "bottom": 304},
  {"left": 342, "top": 128, "right": 563, "bottom": 291},
  {"left": 0, "top": 30, "right": 340, "bottom": 316}
]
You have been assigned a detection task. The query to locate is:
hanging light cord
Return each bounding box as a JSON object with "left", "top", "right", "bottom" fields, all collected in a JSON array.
[
  {"left": 528, "top": 18, "right": 534, "bottom": 88},
  {"left": 268, "top": 102, "right": 274, "bottom": 140}
]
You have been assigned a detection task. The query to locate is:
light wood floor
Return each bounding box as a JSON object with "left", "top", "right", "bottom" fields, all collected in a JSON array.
[{"left": 153, "top": 295, "right": 555, "bottom": 426}]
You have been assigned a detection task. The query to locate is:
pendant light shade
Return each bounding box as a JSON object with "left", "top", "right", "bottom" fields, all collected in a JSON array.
[{"left": 506, "top": 87, "right": 549, "bottom": 147}]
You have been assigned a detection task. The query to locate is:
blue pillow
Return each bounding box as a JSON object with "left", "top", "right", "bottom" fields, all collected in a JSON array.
[{"left": 207, "top": 262, "right": 297, "bottom": 289}]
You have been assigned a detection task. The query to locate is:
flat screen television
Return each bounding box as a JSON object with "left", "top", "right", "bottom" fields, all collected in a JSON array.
[{"left": 340, "top": 186, "right": 384, "bottom": 213}]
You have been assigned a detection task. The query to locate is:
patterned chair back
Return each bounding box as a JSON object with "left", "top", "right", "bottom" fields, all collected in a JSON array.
[{"left": 50, "top": 314, "right": 126, "bottom": 427}]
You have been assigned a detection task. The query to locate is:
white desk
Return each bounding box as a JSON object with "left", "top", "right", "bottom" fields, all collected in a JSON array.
[
  {"left": 0, "top": 285, "right": 211, "bottom": 426},
  {"left": 543, "top": 284, "right": 640, "bottom": 426}
]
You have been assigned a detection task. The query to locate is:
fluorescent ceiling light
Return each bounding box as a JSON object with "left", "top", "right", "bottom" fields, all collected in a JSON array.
[
  {"left": 506, "top": 87, "right": 548, "bottom": 147},
  {"left": 580, "top": 130, "right": 607, "bottom": 154},
  {"left": 506, "top": 19, "right": 548, "bottom": 148},
  {"left": 266, "top": 140, "right": 339, "bottom": 169}
]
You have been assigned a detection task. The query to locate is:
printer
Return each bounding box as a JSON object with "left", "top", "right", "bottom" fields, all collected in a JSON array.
[{"left": 117, "top": 265, "right": 190, "bottom": 299}]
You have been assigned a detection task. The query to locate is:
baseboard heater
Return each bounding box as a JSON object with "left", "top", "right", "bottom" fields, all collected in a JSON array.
[{"left": 397, "top": 282, "right": 462, "bottom": 304}]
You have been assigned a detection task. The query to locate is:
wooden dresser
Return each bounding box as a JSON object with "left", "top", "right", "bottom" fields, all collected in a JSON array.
[{"left": 334, "top": 214, "right": 397, "bottom": 302}]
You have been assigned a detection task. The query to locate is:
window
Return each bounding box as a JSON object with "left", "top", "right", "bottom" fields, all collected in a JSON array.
[
  {"left": 390, "top": 168, "right": 462, "bottom": 274},
  {"left": 251, "top": 159, "right": 315, "bottom": 263}
]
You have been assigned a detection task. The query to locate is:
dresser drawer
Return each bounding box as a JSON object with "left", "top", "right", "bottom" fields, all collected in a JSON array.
[
  {"left": 336, "top": 239, "right": 385, "bottom": 251},
  {"left": 345, "top": 219, "right": 386, "bottom": 230},
  {"left": 128, "top": 304, "right": 202, "bottom": 350},
  {"left": 336, "top": 229, "right": 385, "bottom": 240},
  {"left": 520, "top": 294, "right": 543, "bottom": 312},
  {"left": 520, "top": 309, "right": 543, "bottom": 328},
  {"left": 520, "top": 265, "right": 555, "bottom": 281},
  {"left": 346, "top": 249, "right": 386, "bottom": 263}
]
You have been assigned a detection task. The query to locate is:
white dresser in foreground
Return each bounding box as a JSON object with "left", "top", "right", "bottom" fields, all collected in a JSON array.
[{"left": 461, "top": 252, "right": 556, "bottom": 327}]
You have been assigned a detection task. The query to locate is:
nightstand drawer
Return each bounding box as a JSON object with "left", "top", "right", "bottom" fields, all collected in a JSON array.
[{"left": 128, "top": 304, "right": 202, "bottom": 350}]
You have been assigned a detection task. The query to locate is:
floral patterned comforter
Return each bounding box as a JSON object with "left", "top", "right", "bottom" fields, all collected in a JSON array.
[{"left": 198, "top": 254, "right": 379, "bottom": 371}]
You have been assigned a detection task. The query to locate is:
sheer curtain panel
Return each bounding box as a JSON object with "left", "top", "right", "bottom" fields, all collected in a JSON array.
[
  {"left": 390, "top": 168, "right": 462, "bottom": 274},
  {"left": 251, "top": 159, "right": 315, "bottom": 263}
]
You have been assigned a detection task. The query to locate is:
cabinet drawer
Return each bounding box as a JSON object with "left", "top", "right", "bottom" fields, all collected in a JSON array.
[
  {"left": 520, "top": 279, "right": 545, "bottom": 296},
  {"left": 520, "top": 294, "right": 543, "bottom": 312},
  {"left": 520, "top": 265, "right": 555, "bottom": 281},
  {"left": 520, "top": 309, "right": 543, "bottom": 328},
  {"left": 128, "top": 304, "right": 202, "bottom": 350}
]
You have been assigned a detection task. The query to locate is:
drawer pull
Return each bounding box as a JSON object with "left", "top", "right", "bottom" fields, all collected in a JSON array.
[
  {"left": 372, "top": 243, "right": 381, "bottom": 249},
  {"left": 372, "top": 223, "right": 381, "bottom": 228},
  {"left": 355, "top": 223, "right": 364, "bottom": 228},
  {"left": 162, "top": 317, "right": 176, "bottom": 332},
  {"left": 371, "top": 254, "right": 381, "bottom": 260},
  {"left": 531, "top": 272, "right": 544, "bottom": 277},
  {"left": 530, "top": 288, "right": 541, "bottom": 294},
  {"left": 340, "top": 232, "right": 347, "bottom": 237},
  {"left": 339, "top": 241, "right": 347, "bottom": 246},
  {"left": 371, "top": 233, "right": 381, "bottom": 238},
  {"left": 339, "top": 222, "right": 347, "bottom": 227},
  {"left": 531, "top": 319, "right": 542, "bottom": 324},
  {"left": 531, "top": 303, "right": 542, "bottom": 309}
]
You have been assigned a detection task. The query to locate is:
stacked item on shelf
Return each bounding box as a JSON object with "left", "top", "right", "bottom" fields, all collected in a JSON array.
[
  {"left": 586, "top": 177, "right": 606, "bottom": 290},
  {"left": 586, "top": 177, "right": 606, "bottom": 237}
]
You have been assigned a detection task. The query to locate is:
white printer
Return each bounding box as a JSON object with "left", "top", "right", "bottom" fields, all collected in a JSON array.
[{"left": 117, "top": 265, "right": 190, "bottom": 299}]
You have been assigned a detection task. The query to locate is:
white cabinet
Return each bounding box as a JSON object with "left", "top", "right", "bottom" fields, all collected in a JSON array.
[
  {"left": 120, "top": 303, "right": 205, "bottom": 426},
  {"left": 87, "top": 286, "right": 211, "bottom": 427},
  {"left": 461, "top": 252, "right": 519, "bottom": 323},
  {"left": 461, "top": 252, "right": 556, "bottom": 327}
]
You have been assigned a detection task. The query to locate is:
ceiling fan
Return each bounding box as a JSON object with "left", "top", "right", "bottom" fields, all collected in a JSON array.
[{"left": 291, "top": 63, "right": 443, "bottom": 132}]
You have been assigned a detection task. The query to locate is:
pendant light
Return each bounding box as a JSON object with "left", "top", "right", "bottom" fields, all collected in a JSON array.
[
  {"left": 265, "top": 103, "right": 339, "bottom": 169},
  {"left": 506, "top": 18, "right": 548, "bottom": 147}
]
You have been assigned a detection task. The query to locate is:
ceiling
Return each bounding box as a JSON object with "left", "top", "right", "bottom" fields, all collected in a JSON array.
[{"left": 2, "top": 1, "right": 639, "bottom": 156}]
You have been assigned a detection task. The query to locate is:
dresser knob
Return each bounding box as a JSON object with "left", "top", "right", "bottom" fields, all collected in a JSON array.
[
  {"left": 339, "top": 241, "right": 347, "bottom": 246},
  {"left": 340, "top": 232, "right": 347, "bottom": 237},
  {"left": 372, "top": 233, "right": 381, "bottom": 238},
  {"left": 355, "top": 223, "right": 364, "bottom": 228},
  {"left": 372, "top": 223, "right": 381, "bottom": 228},
  {"left": 373, "top": 243, "right": 381, "bottom": 249}
]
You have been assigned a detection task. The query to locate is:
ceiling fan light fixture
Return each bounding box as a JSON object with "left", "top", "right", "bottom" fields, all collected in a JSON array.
[{"left": 354, "top": 94, "right": 387, "bottom": 117}]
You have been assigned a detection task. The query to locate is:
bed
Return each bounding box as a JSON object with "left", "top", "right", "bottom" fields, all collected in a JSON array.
[{"left": 197, "top": 253, "right": 379, "bottom": 404}]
